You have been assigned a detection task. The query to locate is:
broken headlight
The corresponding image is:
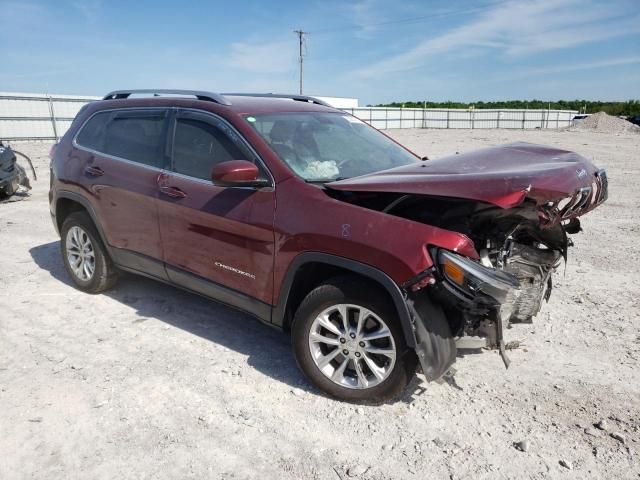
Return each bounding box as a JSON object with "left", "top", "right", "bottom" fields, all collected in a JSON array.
[{"left": 438, "top": 250, "right": 520, "bottom": 304}]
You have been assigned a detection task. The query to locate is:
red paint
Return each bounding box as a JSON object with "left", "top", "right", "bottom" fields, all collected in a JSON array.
[
  {"left": 212, "top": 160, "right": 260, "bottom": 183},
  {"left": 50, "top": 96, "right": 605, "bottom": 314},
  {"left": 157, "top": 173, "right": 275, "bottom": 303},
  {"left": 329, "top": 142, "right": 603, "bottom": 208}
]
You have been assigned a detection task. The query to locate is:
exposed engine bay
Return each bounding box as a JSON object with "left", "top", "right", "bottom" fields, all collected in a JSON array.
[
  {"left": 325, "top": 142, "right": 608, "bottom": 374},
  {"left": 390, "top": 195, "right": 566, "bottom": 324},
  {"left": 326, "top": 187, "right": 605, "bottom": 368}
]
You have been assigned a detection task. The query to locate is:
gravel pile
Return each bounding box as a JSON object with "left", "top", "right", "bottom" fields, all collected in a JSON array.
[{"left": 571, "top": 111, "right": 640, "bottom": 134}]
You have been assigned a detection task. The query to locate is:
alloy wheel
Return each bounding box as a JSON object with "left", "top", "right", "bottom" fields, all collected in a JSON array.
[
  {"left": 65, "top": 226, "right": 95, "bottom": 281},
  {"left": 308, "top": 303, "right": 397, "bottom": 389}
]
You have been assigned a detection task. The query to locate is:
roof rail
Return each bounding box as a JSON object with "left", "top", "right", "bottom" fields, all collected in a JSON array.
[
  {"left": 102, "top": 89, "right": 231, "bottom": 106},
  {"left": 223, "top": 93, "right": 332, "bottom": 107}
]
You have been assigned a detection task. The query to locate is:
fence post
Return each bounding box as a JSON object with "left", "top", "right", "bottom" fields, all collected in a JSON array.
[
  {"left": 556, "top": 111, "right": 559, "bottom": 129},
  {"left": 541, "top": 111, "right": 545, "bottom": 129},
  {"left": 471, "top": 110, "right": 474, "bottom": 129},
  {"left": 522, "top": 111, "right": 526, "bottom": 129},
  {"left": 385, "top": 108, "right": 388, "bottom": 130},
  {"left": 47, "top": 95, "right": 59, "bottom": 141},
  {"left": 497, "top": 110, "right": 500, "bottom": 129}
]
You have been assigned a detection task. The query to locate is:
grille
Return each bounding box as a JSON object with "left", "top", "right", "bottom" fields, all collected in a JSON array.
[{"left": 560, "top": 169, "right": 608, "bottom": 220}]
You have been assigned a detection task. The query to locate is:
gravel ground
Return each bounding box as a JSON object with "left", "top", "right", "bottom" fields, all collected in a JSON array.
[{"left": 1, "top": 129, "right": 639, "bottom": 479}]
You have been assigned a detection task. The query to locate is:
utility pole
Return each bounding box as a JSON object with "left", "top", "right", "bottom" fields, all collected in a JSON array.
[{"left": 294, "top": 29, "right": 306, "bottom": 95}]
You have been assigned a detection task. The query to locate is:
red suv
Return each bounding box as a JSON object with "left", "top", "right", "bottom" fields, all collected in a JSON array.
[{"left": 49, "top": 89, "right": 607, "bottom": 402}]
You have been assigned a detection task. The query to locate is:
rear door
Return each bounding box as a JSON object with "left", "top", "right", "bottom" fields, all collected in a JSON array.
[
  {"left": 157, "top": 109, "right": 276, "bottom": 313},
  {"left": 73, "top": 108, "right": 169, "bottom": 278}
]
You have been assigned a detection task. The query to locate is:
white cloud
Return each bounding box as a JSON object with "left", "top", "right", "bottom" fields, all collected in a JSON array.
[
  {"left": 226, "top": 39, "right": 296, "bottom": 74},
  {"left": 353, "top": 0, "right": 640, "bottom": 77},
  {"left": 513, "top": 55, "right": 640, "bottom": 77},
  {"left": 72, "top": 0, "right": 102, "bottom": 24},
  {"left": 351, "top": 0, "right": 381, "bottom": 39}
]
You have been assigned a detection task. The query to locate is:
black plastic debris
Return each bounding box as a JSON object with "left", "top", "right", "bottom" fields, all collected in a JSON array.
[{"left": 0, "top": 141, "right": 36, "bottom": 200}]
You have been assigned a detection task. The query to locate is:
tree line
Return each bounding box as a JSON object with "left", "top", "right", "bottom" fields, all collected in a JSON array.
[{"left": 372, "top": 100, "right": 640, "bottom": 116}]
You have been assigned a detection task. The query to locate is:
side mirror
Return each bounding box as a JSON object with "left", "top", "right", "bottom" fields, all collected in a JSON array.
[{"left": 211, "top": 160, "right": 268, "bottom": 187}]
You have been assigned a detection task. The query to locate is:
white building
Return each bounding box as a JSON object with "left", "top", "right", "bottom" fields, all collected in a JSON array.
[{"left": 312, "top": 96, "right": 359, "bottom": 109}]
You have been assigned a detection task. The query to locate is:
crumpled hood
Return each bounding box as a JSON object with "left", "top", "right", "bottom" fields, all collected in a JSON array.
[{"left": 328, "top": 142, "right": 603, "bottom": 209}]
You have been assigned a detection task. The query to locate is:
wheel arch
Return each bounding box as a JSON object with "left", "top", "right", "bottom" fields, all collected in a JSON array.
[
  {"left": 55, "top": 191, "right": 110, "bottom": 251},
  {"left": 273, "top": 252, "right": 417, "bottom": 348}
]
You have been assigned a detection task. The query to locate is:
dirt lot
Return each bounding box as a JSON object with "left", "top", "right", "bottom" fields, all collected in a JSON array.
[{"left": 1, "top": 129, "right": 639, "bottom": 479}]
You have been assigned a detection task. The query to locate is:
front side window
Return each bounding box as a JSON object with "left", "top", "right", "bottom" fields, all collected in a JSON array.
[
  {"left": 172, "top": 116, "right": 262, "bottom": 181},
  {"left": 76, "top": 109, "right": 167, "bottom": 168},
  {"left": 245, "top": 112, "right": 419, "bottom": 182}
]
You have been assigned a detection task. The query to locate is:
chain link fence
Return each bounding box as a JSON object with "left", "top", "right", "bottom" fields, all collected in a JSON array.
[
  {"left": 342, "top": 107, "right": 578, "bottom": 130},
  {"left": 0, "top": 92, "right": 100, "bottom": 141}
]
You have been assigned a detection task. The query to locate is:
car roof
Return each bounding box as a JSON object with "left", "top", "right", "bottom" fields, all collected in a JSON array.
[
  {"left": 98, "top": 90, "right": 340, "bottom": 115},
  {"left": 223, "top": 95, "right": 337, "bottom": 114}
]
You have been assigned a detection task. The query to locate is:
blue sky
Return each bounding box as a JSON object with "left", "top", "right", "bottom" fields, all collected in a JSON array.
[{"left": 1, "top": 0, "right": 639, "bottom": 104}]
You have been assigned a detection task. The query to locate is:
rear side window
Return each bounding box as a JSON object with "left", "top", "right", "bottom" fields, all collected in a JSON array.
[
  {"left": 76, "top": 109, "right": 167, "bottom": 168},
  {"left": 76, "top": 111, "right": 109, "bottom": 151},
  {"left": 172, "top": 116, "right": 253, "bottom": 180}
]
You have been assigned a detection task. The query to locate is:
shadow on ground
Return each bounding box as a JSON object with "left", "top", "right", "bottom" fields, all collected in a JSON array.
[
  {"left": 30, "top": 241, "right": 432, "bottom": 403},
  {"left": 29, "top": 241, "right": 312, "bottom": 389}
]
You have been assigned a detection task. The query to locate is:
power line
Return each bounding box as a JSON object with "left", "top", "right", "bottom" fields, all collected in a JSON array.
[
  {"left": 309, "top": 1, "right": 510, "bottom": 35},
  {"left": 291, "top": 2, "right": 509, "bottom": 94}
]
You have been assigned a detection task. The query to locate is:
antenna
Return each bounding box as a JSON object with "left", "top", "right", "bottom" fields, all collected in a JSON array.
[{"left": 294, "top": 29, "right": 306, "bottom": 95}]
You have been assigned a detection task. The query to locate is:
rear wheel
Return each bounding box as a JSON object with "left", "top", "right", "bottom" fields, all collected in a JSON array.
[
  {"left": 60, "top": 211, "right": 118, "bottom": 293},
  {"left": 292, "top": 277, "right": 416, "bottom": 403}
]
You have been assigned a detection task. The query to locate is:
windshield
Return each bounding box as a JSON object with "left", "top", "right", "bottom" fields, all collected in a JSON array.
[{"left": 245, "top": 112, "right": 419, "bottom": 182}]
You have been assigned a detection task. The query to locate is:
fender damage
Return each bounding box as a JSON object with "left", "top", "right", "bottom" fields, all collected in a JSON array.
[{"left": 326, "top": 142, "right": 609, "bottom": 380}]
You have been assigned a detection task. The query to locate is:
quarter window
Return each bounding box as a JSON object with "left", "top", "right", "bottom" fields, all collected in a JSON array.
[{"left": 76, "top": 110, "right": 167, "bottom": 168}]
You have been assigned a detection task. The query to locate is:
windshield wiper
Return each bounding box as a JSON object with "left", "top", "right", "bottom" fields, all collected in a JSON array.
[{"left": 305, "top": 176, "right": 348, "bottom": 183}]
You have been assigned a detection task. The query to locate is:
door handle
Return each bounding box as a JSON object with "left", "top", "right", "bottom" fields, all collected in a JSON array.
[
  {"left": 159, "top": 185, "right": 187, "bottom": 199},
  {"left": 84, "top": 166, "right": 104, "bottom": 177}
]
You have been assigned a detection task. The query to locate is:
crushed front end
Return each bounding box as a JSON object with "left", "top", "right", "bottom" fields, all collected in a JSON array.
[
  {"left": 328, "top": 144, "right": 609, "bottom": 380},
  {"left": 404, "top": 249, "right": 521, "bottom": 378},
  {"left": 400, "top": 166, "right": 609, "bottom": 379}
]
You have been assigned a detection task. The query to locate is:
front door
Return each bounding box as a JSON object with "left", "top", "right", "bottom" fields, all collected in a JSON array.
[{"left": 157, "top": 110, "right": 276, "bottom": 316}]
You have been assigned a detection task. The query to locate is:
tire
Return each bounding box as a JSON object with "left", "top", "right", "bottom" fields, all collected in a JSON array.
[
  {"left": 292, "top": 276, "right": 417, "bottom": 403},
  {"left": 60, "top": 211, "right": 118, "bottom": 293}
]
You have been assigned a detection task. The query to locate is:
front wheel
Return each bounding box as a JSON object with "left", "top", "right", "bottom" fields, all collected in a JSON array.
[{"left": 292, "top": 277, "right": 416, "bottom": 403}]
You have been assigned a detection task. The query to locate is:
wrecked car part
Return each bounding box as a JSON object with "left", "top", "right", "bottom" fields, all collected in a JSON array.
[
  {"left": 329, "top": 142, "right": 607, "bottom": 212},
  {"left": 496, "top": 308, "right": 511, "bottom": 368},
  {"left": 328, "top": 179, "right": 607, "bottom": 372},
  {"left": 415, "top": 249, "right": 520, "bottom": 369},
  {"left": 437, "top": 250, "right": 520, "bottom": 304},
  {"left": 12, "top": 148, "right": 37, "bottom": 181},
  {"left": 501, "top": 242, "right": 561, "bottom": 322},
  {"left": 0, "top": 141, "right": 35, "bottom": 198},
  {"left": 454, "top": 336, "right": 488, "bottom": 349},
  {"left": 328, "top": 186, "right": 592, "bottom": 325},
  {"left": 406, "top": 291, "right": 456, "bottom": 382}
]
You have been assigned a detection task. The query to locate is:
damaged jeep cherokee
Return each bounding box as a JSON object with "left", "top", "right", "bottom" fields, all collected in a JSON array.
[{"left": 49, "top": 89, "right": 608, "bottom": 402}]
